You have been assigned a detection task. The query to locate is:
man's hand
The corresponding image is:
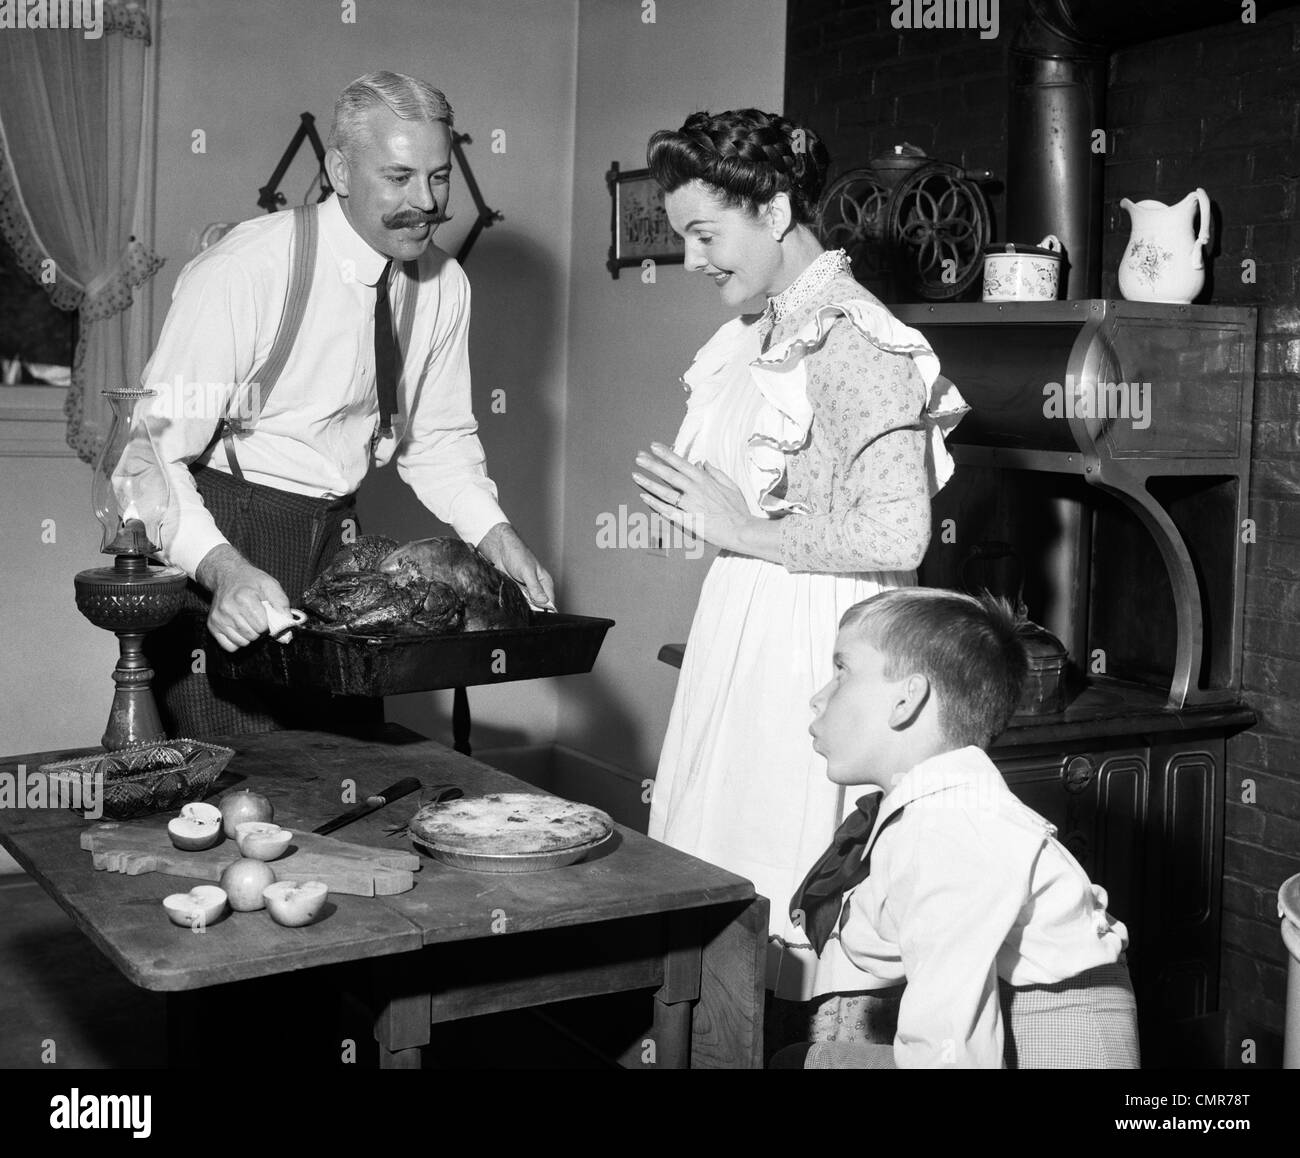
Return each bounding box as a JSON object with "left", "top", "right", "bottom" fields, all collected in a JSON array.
[
  {"left": 476, "top": 522, "right": 555, "bottom": 610},
  {"left": 196, "top": 544, "right": 292, "bottom": 652}
]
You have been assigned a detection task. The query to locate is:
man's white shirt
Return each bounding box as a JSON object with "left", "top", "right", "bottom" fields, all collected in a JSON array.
[{"left": 140, "top": 193, "right": 507, "bottom": 578}]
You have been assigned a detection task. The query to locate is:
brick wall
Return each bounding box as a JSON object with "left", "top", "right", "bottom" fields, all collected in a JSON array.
[
  {"left": 786, "top": 0, "right": 1028, "bottom": 237},
  {"left": 787, "top": 0, "right": 1300, "bottom": 1063}
]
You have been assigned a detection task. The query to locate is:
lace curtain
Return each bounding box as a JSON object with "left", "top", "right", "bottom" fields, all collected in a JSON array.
[{"left": 0, "top": 0, "right": 162, "bottom": 463}]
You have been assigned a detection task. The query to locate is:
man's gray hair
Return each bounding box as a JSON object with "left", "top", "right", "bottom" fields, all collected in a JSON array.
[{"left": 329, "top": 71, "right": 454, "bottom": 157}]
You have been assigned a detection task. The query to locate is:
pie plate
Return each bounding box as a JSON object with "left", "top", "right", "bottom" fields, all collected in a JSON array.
[
  {"left": 407, "top": 791, "right": 615, "bottom": 873},
  {"left": 411, "top": 829, "right": 614, "bottom": 873}
]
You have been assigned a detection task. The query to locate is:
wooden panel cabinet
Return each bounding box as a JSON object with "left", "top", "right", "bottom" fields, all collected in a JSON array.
[{"left": 989, "top": 701, "right": 1247, "bottom": 1064}]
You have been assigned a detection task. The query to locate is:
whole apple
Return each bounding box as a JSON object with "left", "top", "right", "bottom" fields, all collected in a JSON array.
[
  {"left": 219, "top": 789, "right": 274, "bottom": 838},
  {"left": 219, "top": 857, "right": 276, "bottom": 911}
]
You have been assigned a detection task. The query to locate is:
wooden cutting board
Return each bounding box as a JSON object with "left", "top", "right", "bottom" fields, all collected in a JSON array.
[{"left": 80, "top": 822, "right": 420, "bottom": 896}]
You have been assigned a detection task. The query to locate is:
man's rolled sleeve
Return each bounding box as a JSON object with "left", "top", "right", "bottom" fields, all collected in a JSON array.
[{"left": 164, "top": 518, "right": 229, "bottom": 583}]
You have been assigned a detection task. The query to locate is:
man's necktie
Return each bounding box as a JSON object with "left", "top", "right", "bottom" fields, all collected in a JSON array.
[
  {"left": 374, "top": 260, "right": 399, "bottom": 439},
  {"left": 790, "top": 792, "right": 901, "bottom": 955}
]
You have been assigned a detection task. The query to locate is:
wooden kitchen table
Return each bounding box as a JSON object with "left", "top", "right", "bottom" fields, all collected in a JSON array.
[{"left": 0, "top": 728, "right": 766, "bottom": 1069}]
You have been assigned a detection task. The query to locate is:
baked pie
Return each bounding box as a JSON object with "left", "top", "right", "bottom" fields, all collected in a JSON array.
[{"left": 409, "top": 792, "right": 614, "bottom": 870}]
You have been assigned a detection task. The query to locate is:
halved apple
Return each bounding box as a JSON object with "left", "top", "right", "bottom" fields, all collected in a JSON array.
[
  {"left": 162, "top": 884, "right": 228, "bottom": 928},
  {"left": 262, "top": 880, "right": 328, "bottom": 927},
  {"left": 234, "top": 821, "right": 293, "bottom": 861},
  {"left": 168, "top": 802, "right": 224, "bottom": 851}
]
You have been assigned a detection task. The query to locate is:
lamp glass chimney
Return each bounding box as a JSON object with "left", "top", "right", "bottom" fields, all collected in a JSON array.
[{"left": 91, "top": 388, "right": 172, "bottom": 556}]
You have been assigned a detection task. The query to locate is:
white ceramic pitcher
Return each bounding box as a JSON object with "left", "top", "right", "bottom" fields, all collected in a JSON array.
[{"left": 1118, "top": 188, "right": 1211, "bottom": 304}]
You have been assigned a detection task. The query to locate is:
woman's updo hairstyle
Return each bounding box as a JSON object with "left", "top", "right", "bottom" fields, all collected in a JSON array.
[{"left": 647, "top": 109, "right": 831, "bottom": 227}]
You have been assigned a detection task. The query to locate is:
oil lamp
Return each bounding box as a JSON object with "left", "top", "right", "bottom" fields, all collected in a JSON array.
[{"left": 74, "top": 388, "right": 188, "bottom": 750}]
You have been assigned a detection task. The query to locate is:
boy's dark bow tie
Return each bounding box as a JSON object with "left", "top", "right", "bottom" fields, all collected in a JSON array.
[{"left": 790, "top": 792, "right": 902, "bottom": 955}]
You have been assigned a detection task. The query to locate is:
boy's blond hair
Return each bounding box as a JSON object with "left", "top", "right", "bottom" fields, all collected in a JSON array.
[{"left": 840, "top": 588, "right": 1030, "bottom": 748}]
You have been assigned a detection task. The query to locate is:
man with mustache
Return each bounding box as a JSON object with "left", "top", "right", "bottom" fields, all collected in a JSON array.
[{"left": 139, "top": 72, "right": 553, "bottom": 735}]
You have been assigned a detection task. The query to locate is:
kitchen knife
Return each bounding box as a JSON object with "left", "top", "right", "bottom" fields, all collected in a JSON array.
[{"left": 313, "top": 777, "right": 425, "bottom": 836}]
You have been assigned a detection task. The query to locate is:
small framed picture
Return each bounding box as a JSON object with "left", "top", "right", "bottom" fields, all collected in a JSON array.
[{"left": 606, "top": 162, "right": 684, "bottom": 278}]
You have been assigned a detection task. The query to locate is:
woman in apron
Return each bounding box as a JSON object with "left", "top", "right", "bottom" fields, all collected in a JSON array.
[{"left": 632, "top": 108, "right": 967, "bottom": 1045}]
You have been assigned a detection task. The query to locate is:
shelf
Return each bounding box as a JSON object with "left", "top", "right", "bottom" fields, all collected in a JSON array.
[
  {"left": 891, "top": 299, "right": 1255, "bottom": 326},
  {"left": 994, "top": 680, "right": 1256, "bottom": 751}
]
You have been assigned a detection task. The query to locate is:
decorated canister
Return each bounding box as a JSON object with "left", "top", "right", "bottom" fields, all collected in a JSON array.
[{"left": 982, "top": 235, "right": 1062, "bottom": 302}]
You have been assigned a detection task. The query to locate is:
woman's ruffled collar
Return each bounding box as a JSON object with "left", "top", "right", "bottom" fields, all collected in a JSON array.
[{"left": 760, "top": 249, "right": 853, "bottom": 335}]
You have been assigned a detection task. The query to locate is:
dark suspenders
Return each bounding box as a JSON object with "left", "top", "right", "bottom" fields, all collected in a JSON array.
[{"left": 214, "top": 202, "right": 420, "bottom": 480}]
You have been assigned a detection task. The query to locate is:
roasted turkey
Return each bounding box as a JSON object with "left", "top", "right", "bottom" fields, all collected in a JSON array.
[
  {"left": 300, "top": 535, "right": 528, "bottom": 635},
  {"left": 378, "top": 538, "right": 531, "bottom": 630}
]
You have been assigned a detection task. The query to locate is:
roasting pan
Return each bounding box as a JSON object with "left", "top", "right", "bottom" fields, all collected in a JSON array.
[{"left": 212, "top": 612, "right": 615, "bottom": 697}]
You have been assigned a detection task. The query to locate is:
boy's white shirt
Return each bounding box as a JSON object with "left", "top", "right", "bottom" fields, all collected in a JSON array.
[{"left": 813, "top": 745, "right": 1129, "bottom": 1068}]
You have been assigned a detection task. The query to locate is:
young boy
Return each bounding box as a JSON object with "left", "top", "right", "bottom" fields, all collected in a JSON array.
[{"left": 783, "top": 587, "right": 1139, "bottom": 1069}]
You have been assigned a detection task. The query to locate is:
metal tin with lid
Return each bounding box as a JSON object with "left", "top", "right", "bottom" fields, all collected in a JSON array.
[{"left": 982, "top": 234, "right": 1063, "bottom": 301}]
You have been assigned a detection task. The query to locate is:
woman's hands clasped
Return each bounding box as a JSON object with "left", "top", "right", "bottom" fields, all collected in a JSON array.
[{"left": 633, "top": 443, "right": 759, "bottom": 555}]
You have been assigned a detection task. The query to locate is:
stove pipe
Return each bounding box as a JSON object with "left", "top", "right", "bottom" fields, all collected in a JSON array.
[{"left": 1006, "top": 3, "right": 1108, "bottom": 299}]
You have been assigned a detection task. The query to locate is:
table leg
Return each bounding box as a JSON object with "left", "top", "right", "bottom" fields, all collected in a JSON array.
[
  {"left": 379, "top": 1040, "right": 423, "bottom": 1069},
  {"left": 372, "top": 955, "right": 431, "bottom": 1069},
  {"left": 690, "top": 895, "right": 768, "bottom": 1069},
  {"left": 650, "top": 1000, "right": 692, "bottom": 1068},
  {"left": 452, "top": 686, "right": 471, "bottom": 756},
  {"left": 647, "top": 911, "right": 702, "bottom": 1069}
]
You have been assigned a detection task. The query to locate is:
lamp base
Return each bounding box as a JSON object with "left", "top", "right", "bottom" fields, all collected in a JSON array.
[
  {"left": 75, "top": 554, "right": 189, "bottom": 751},
  {"left": 102, "top": 630, "right": 168, "bottom": 750}
]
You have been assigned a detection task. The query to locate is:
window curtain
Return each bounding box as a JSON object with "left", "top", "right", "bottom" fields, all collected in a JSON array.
[{"left": 0, "top": 0, "right": 162, "bottom": 463}]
